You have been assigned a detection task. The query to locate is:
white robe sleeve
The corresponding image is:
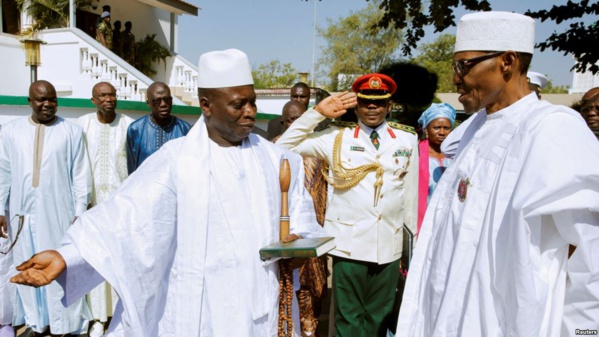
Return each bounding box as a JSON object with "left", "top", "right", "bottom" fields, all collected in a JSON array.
[
  {"left": 64, "top": 141, "right": 180, "bottom": 336},
  {"left": 515, "top": 112, "right": 599, "bottom": 334},
  {"left": 56, "top": 238, "right": 104, "bottom": 307},
  {"left": 287, "top": 151, "right": 325, "bottom": 239},
  {"left": 70, "top": 127, "right": 92, "bottom": 216}
]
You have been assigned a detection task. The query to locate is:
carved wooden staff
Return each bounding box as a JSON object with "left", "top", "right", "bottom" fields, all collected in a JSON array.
[{"left": 278, "top": 159, "right": 293, "bottom": 337}]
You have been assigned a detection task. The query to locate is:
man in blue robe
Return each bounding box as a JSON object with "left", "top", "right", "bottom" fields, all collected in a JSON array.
[{"left": 126, "top": 82, "right": 191, "bottom": 173}]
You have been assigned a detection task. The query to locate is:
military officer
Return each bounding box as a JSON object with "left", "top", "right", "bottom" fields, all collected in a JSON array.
[{"left": 277, "top": 73, "right": 418, "bottom": 337}]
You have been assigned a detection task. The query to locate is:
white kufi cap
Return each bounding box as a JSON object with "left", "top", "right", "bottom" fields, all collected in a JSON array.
[
  {"left": 454, "top": 11, "right": 535, "bottom": 54},
  {"left": 527, "top": 71, "right": 548, "bottom": 90},
  {"left": 197, "top": 49, "right": 254, "bottom": 88}
]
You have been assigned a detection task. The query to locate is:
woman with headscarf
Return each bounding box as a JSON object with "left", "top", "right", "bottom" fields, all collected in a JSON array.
[{"left": 417, "top": 103, "right": 456, "bottom": 234}]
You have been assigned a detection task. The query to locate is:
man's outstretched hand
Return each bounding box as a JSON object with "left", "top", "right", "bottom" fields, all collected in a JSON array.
[
  {"left": 314, "top": 91, "right": 358, "bottom": 119},
  {"left": 10, "top": 250, "right": 66, "bottom": 287}
]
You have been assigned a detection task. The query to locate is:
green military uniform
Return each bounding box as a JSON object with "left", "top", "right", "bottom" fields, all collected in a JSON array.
[
  {"left": 112, "top": 29, "right": 123, "bottom": 57},
  {"left": 96, "top": 21, "right": 113, "bottom": 49},
  {"left": 122, "top": 31, "right": 135, "bottom": 65}
]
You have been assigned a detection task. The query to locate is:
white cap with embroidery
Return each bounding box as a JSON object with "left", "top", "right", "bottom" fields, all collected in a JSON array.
[
  {"left": 454, "top": 11, "right": 535, "bottom": 54},
  {"left": 197, "top": 49, "right": 254, "bottom": 89}
]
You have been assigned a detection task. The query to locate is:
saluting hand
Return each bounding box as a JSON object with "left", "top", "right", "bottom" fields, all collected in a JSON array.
[
  {"left": 314, "top": 91, "right": 358, "bottom": 119},
  {"left": 10, "top": 250, "right": 66, "bottom": 287}
]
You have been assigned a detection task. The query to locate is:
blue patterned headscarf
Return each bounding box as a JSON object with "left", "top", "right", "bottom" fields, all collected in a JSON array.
[{"left": 418, "top": 103, "right": 457, "bottom": 128}]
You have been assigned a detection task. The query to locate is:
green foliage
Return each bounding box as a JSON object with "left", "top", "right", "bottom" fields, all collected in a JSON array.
[
  {"left": 369, "top": 0, "right": 598, "bottom": 74},
  {"left": 411, "top": 34, "right": 456, "bottom": 93},
  {"left": 252, "top": 60, "right": 299, "bottom": 89},
  {"left": 525, "top": 0, "right": 599, "bottom": 74},
  {"left": 375, "top": 0, "right": 491, "bottom": 56},
  {"left": 17, "top": 0, "right": 95, "bottom": 31},
  {"left": 318, "top": 1, "right": 403, "bottom": 91},
  {"left": 133, "top": 34, "right": 171, "bottom": 77},
  {"left": 542, "top": 79, "right": 570, "bottom": 94}
]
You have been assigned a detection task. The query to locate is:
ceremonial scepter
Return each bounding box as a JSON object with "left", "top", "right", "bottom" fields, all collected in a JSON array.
[{"left": 278, "top": 159, "right": 294, "bottom": 337}]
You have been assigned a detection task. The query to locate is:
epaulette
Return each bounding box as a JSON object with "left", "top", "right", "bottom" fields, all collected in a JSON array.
[
  {"left": 387, "top": 121, "right": 416, "bottom": 135},
  {"left": 329, "top": 120, "right": 357, "bottom": 129}
]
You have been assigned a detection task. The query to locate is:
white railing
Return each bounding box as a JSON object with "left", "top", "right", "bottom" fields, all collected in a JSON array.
[
  {"left": 36, "top": 27, "right": 185, "bottom": 105},
  {"left": 168, "top": 54, "right": 198, "bottom": 101}
]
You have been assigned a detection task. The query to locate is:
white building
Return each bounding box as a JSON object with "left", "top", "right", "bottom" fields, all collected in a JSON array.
[
  {"left": 0, "top": 0, "right": 280, "bottom": 131},
  {"left": 570, "top": 62, "right": 599, "bottom": 94}
]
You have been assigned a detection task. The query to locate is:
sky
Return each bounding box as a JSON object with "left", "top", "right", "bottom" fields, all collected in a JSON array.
[{"left": 177, "top": 0, "right": 598, "bottom": 88}]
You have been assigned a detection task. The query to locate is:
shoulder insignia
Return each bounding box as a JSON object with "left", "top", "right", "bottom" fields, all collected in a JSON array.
[
  {"left": 330, "top": 120, "right": 357, "bottom": 129},
  {"left": 387, "top": 121, "right": 416, "bottom": 135}
]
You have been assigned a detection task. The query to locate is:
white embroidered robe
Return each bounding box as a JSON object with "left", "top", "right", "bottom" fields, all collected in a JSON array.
[{"left": 77, "top": 112, "right": 133, "bottom": 322}]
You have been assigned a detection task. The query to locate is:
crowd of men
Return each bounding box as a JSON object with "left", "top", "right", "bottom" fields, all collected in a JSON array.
[
  {"left": 0, "top": 9, "right": 598, "bottom": 337},
  {"left": 0, "top": 80, "right": 189, "bottom": 337}
]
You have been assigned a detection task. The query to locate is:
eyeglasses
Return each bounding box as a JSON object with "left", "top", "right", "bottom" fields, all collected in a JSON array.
[
  {"left": 0, "top": 214, "right": 24, "bottom": 255},
  {"left": 452, "top": 51, "right": 505, "bottom": 78},
  {"left": 150, "top": 96, "right": 173, "bottom": 106},
  {"left": 581, "top": 104, "right": 599, "bottom": 115}
]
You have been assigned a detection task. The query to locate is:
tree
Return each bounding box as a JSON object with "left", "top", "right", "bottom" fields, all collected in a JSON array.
[
  {"left": 251, "top": 60, "right": 299, "bottom": 89},
  {"left": 542, "top": 79, "right": 569, "bottom": 94},
  {"left": 368, "top": 0, "right": 599, "bottom": 74},
  {"left": 318, "top": 1, "right": 403, "bottom": 91},
  {"left": 525, "top": 0, "right": 599, "bottom": 74},
  {"left": 134, "top": 34, "right": 171, "bottom": 77},
  {"left": 17, "top": 0, "right": 95, "bottom": 31},
  {"left": 411, "top": 34, "right": 456, "bottom": 93},
  {"left": 374, "top": 0, "right": 490, "bottom": 56}
]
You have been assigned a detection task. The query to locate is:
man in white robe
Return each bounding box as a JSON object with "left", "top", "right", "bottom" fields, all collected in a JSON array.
[
  {"left": 0, "top": 214, "right": 15, "bottom": 337},
  {"left": 8, "top": 50, "right": 350, "bottom": 337},
  {"left": 77, "top": 82, "right": 133, "bottom": 336},
  {"left": 0, "top": 239, "right": 15, "bottom": 337},
  {"left": 0, "top": 125, "right": 16, "bottom": 337},
  {"left": 396, "top": 12, "right": 599, "bottom": 336},
  {"left": 0, "top": 80, "right": 92, "bottom": 335}
]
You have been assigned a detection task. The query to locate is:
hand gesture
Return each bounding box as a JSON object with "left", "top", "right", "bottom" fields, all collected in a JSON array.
[
  {"left": 314, "top": 91, "right": 358, "bottom": 119},
  {"left": 281, "top": 233, "right": 302, "bottom": 243},
  {"left": 0, "top": 215, "right": 6, "bottom": 239},
  {"left": 281, "top": 234, "right": 308, "bottom": 269},
  {"left": 10, "top": 250, "right": 66, "bottom": 287}
]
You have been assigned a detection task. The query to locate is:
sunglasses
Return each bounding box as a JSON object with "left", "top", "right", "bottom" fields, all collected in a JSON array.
[
  {"left": 150, "top": 96, "right": 173, "bottom": 106},
  {"left": 452, "top": 51, "right": 504, "bottom": 78}
]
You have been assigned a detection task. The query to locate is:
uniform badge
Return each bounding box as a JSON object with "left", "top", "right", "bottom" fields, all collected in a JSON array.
[
  {"left": 393, "top": 148, "right": 411, "bottom": 157},
  {"left": 368, "top": 76, "right": 382, "bottom": 89},
  {"left": 350, "top": 146, "right": 365, "bottom": 152},
  {"left": 458, "top": 178, "right": 470, "bottom": 202}
]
